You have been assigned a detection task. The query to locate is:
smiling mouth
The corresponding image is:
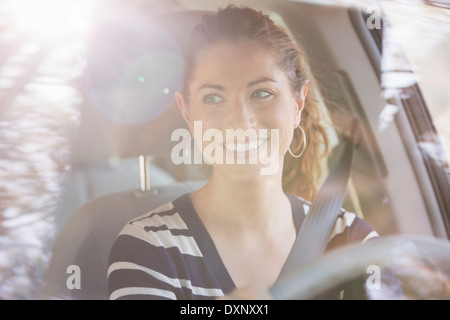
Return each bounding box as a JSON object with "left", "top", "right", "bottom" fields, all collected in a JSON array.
[{"left": 223, "top": 138, "right": 267, "bottom": 152}]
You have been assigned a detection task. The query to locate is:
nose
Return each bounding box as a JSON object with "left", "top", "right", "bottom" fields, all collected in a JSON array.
[{"left": 225, "top": 97, "right": 257, "bottom": 130}]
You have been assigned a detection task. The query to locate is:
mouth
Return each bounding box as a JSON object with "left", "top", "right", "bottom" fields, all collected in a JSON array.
[{"left": 223, "top": 138, "right": 267, "bottom": 153}]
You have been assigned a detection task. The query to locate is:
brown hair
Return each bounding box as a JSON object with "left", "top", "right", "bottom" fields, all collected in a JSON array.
[{"left": 183, "top": 5, "right": 330, "bottom": 201}]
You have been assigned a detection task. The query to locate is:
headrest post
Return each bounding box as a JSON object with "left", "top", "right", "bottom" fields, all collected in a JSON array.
[{"left": 139, "top": 155, "right": 151, "bottom": 191}]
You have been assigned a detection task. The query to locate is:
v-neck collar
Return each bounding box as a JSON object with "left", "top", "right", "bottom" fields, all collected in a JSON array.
[{"left": 174, "top": 192, "right": 306, "bottom": 295}]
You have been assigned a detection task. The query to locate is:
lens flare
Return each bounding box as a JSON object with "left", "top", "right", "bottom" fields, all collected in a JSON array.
[
  {"left": 5, "top": 0, "right": 97, "bottom": 43},
  {"left": 85, "top": 21, "right": 185, "bottom": 125}
]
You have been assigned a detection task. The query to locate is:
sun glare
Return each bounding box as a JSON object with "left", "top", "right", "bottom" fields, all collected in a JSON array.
[{"left": 5, "top": 0, "right": 97, "bottom": 43}]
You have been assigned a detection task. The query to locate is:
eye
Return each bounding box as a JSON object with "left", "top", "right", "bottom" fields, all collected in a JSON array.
[
  {"left": 251, "top": 90, "right": 273, "bottom": 99},
  {"left": 203, "top": 94, "right": 224, "bottom": 105}
]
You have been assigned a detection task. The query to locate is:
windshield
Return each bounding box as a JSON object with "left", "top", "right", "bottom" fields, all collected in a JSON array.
[{"left": 0, "top": 0, "right": 449, "bottom": 300}]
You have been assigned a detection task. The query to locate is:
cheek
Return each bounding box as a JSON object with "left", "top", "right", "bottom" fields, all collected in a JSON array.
[
  {"left": 189, "top": 112, "right": 222, "bottom": 133},
  {"left": 282, "top": 122, "right": 295, "bottom": 152},
  {"left": 270, "top": 109, "right": 297, "bottom": 152},
  {"left": 262, "top": 114, "right": 293, "bottom": 158},
  {"left": 269, "top": 102, "right": 296, "bottom": 131},
  {"left": 187, "top": 109, "right": 224, "bottom": 149}
]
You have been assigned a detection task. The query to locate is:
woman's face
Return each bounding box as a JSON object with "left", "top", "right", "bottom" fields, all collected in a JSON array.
[{"left": 176, "top": 40, "right": 307, "bottom": 183}]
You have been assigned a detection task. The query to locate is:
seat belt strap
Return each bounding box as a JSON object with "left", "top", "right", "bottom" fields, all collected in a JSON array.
[{"left": 271, "top": 121, "right": 358, "bottom": 298}]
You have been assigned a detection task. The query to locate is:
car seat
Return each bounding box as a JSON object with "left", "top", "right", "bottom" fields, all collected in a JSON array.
[{"left": 42, "top": 10, "right": 209, "bottom": 299}]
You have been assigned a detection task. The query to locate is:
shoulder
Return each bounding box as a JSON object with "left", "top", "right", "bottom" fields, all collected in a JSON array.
[
  {"left": 333, "top": 210, "right": 378, "bottom": 240},
  {"left": 287, "top": 193, "right": 379, "bottom": 249},
  {"left": 327, "top": 210, "right": 379, "bottom": 250},
  {"left": 112, "top": 193, "right": 201, "bottom": 256},
  {"left": 122, "top": 200, "right": 187, "bottom": 240},
  {"left": 107, "top": 194, "right": 223, "bottom": 300}
]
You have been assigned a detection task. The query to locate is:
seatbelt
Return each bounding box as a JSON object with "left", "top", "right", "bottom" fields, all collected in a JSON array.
[{"left": 270, "top": 120, "right": 359, "bottom": 299}]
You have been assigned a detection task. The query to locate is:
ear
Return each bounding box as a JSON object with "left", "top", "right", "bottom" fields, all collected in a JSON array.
[
  {"left": 175, "top": 91, "right": 190, "bottom": 125},
  {"left": 294, "top": 80, "right": 309, "bottom": 126}
]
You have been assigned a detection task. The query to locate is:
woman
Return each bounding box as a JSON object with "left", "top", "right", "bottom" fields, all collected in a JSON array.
[{"left": 107, "top": 5, "right": 378, "bottom": 300}]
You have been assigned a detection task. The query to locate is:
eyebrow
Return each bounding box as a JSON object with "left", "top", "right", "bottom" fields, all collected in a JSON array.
[
  {"left": 197, "top": 77, "right": 277, "bottom": 93},
  {"left": 198, "top": 84, "right": 225, "bottom": 93},
  {"left": 246, "top": 77, "right": 278, "bottom": 88}
]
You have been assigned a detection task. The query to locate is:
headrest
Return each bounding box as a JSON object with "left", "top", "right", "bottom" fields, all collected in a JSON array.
[{"left": 72, "top": 9, "right": 210, "bottom": 165}]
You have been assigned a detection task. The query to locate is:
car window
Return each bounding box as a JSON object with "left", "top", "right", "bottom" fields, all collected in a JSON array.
[
  {"left": 381, "top": 2, "right": 450, "bottom": 236},
  {"left": 383, "top": 2, "right": 450, "bottom": 166}
]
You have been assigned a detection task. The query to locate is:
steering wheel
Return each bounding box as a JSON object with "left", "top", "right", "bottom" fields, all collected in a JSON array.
[{"left": 270, "top": 235, "right": 450, "bottom": 300}]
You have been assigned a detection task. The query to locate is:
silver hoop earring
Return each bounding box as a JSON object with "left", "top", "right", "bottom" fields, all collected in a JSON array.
[{"left": 288, "top": 125, "right": 307, "bottom": 158}]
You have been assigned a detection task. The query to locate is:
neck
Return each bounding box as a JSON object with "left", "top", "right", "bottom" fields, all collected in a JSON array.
[{"left": 192, "top": 167, "right": 292, "bottom": 234}]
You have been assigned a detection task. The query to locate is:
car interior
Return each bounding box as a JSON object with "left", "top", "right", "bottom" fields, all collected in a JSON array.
[{"left": 1, "top": 0, "right": 449, "bottom": 300}]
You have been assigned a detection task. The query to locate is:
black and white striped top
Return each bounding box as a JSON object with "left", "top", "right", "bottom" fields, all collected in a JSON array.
[{"left": 108, "top": 193, "right": 378, "bottom": 300}]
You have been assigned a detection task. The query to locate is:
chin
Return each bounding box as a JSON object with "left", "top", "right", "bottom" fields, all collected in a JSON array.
[{"left": 213, "top": 163, "right": 281, "bottom": 186}]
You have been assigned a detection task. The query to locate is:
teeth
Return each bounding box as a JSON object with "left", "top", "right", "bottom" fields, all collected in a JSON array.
[{"left": 225, "top": 139, "right": 265, "bottom": 152}]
